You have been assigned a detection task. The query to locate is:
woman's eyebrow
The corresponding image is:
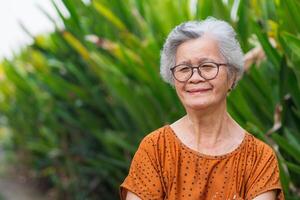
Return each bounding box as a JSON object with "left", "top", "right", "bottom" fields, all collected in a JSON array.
[
  {"left": 177, "top": 58, "right": 214, "bottom": 65},
  {"left": 177, "top": 60, "right": 192, "bottom": 65},
  {"left": 196, "top": 58, "right": 214, "bottom": 63}
]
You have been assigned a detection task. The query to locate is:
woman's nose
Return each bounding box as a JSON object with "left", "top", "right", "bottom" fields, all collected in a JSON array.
[{"left": 188, "top": 68, "right": 205, "bottom": 82}]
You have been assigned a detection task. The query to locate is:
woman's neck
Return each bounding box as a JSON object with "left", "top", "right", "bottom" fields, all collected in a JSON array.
[{"left": 184, "top": 100, "right": 233, "bottom": 148}]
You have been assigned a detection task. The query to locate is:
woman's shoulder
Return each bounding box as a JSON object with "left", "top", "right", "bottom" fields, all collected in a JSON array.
[
  {"left": 246, "top": 132, "right": 277, "bottom": 157},
  {"left": 138, "top": 124, "right": 172, "bottom": 151}
]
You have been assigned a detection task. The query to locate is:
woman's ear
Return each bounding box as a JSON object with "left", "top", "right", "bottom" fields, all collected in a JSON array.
[{"left": 228, "top": 73, "right": 237, "bottom": 92}]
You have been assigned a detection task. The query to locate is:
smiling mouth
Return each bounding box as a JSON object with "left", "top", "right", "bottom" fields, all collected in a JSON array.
[{"left": 187, "top": 88, "right": 212, "bottom": 93}]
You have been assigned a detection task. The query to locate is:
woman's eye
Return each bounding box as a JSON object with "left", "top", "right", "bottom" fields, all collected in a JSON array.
[
  {"left": 202, "top": 66, "right": 213, "bottom": 71},
  {"left": 179, "top": 67, "right": 190, "bottom": 72},
  {"left": 201, "top": 64, "right": 215, "bottom": 71},
  {"left": 180, "top": 67, "right": 189, "bottom": 72}
]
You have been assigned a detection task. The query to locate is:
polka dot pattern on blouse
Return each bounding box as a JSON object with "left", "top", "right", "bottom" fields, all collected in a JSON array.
[{"left": 120, "top": 125, "right": 284, "bottom": 200}]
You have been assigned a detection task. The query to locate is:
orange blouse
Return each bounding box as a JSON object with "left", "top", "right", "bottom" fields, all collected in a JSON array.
[{"left": 120, "top": 125, "right": 284, "bottom": 200}]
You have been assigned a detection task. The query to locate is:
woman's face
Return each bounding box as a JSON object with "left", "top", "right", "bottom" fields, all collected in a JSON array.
[{"left": 174, "top": 35, "right": 235, "bottom": 110}]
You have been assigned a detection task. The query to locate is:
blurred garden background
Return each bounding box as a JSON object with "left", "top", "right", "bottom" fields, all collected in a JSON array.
[{"left": 0, "top": 0, "right": 300, "bottom": 199}]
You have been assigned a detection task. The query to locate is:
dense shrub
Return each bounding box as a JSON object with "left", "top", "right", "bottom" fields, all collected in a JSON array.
[{"left": 0, "top": 0, "right": 299, "bottom": 199}]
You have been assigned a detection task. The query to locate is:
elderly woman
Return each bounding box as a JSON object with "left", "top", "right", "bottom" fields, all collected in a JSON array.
[{"left": 120, "top": 18, "right": 284, "bottom": 200}]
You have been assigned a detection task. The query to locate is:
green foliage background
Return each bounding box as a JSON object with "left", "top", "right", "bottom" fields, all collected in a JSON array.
[{"left": 0, "top": 0, "right": 300, "bottom": 199}]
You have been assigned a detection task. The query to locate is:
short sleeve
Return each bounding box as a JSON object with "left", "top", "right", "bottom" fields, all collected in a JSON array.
[
  {"left": 119, "top": 136, "right": 165, "bottom": 200},
  {"left": 245, "top": 146, "right": 284, "bottom": 200}
]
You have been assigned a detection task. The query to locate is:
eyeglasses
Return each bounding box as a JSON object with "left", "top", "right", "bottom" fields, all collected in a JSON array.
[{"left": 170, "top": 62, "right": 227, "bottom": 82}]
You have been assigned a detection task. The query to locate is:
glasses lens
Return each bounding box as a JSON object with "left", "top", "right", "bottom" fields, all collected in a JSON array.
[
  {"left": 173, "top": 64, "right": 192, "bottom": 82},
  {"left": 200, "top": 63, "right": 218, "bottom": 80}
]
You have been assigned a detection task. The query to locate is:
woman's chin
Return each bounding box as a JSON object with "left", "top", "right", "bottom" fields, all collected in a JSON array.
[{"left": 184, "top": 100, "right": 213, "bottom": 110}]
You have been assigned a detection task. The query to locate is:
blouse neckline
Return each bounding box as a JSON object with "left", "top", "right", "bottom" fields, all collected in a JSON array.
[{"left": 165, "top": 124, "right": 250, "bottom": 160}]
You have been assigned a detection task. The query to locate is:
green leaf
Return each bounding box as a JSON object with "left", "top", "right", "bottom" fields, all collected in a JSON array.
[
  {"left": 281, "top": 32, "right": 300, "bottom": 59},
  {"left": 272, "top": 133, "right": 300, "bottom": 163},
  {"left": 93, "top": 1, "right": 127, "bottom": 31},
  {"left": 252, "top": 19, "right": 281, "bottom": 68},
  {"left": 286, "top": 161, "right": 300, "bottom": 175}
]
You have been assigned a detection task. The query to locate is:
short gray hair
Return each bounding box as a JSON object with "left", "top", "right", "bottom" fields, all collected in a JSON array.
[{"left": 160, "top": 17, "right": 244, "bottom": 88}]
